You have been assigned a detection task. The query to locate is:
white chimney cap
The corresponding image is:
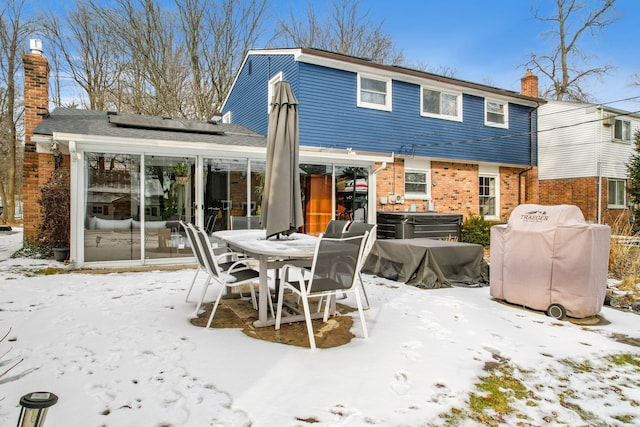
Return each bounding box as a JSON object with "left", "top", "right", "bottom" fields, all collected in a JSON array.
[{"left": 29, "top": 39, "right": 43, "bottom": 55}]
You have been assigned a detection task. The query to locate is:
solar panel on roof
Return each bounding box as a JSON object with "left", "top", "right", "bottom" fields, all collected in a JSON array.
[{"left": 108, "top": 114, "right": 225, "bottom": 135}]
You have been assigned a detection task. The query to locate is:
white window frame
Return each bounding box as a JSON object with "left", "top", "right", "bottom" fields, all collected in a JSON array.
[
  {"left": 357, "top": 73, "right": 392, "bottom": 111},
  {"left": 485, "top": 98, "right": 508, "bottom": 129},
  {"left": 222, "top": 111, "right": 231, "bottom": 124},
  {"left": 420, "top": 86, "right": 462, "bottom": 122},
  {"left": 267, "top": 72, "right": 283, "bottom": 113},
  {"left": 608, "top": 178, "right": 626, "bottom": 208},
  {"left": 613, "top": 119, "right": 632, "bottom": 142},
  {"left": 404, "top": 158, "right": 431, "bottom": 200},
  {"left": 479, "top": 165, "right": 500, "bottom": 219}
]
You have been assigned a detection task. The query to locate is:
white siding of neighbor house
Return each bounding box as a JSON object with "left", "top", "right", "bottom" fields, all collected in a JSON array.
[
  {"left": 538, "top": 102, "right": 599, "bottom": 180},
  {"left": 538, "top": 101, "right": 640, "bottom": 181},
  {"left": 601, "top": 119, "right": 639, "bottom": 179}
]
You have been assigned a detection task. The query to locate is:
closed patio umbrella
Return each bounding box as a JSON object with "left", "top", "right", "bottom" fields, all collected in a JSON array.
[{"left": 261, "top": 81, "right": 304, "bottom": 238}]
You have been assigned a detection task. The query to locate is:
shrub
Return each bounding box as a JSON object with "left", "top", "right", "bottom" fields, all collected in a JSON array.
[
  {"left": 38, "top": 168, "right": 71, "bottom": 248},
  {"left": 461, "top": 214, "right": 503, "bottom": 247}
]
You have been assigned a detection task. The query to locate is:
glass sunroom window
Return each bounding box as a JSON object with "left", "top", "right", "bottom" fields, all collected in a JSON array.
[{"left": 84, "top": 153, "right": 141, "bottom": 262}]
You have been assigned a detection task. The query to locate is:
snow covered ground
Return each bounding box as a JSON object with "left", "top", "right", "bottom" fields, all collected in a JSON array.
[{"left": 0, "top": 228, "right": 638, "bottom": 426}]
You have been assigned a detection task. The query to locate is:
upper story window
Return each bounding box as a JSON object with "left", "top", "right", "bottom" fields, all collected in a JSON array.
[
  {"left": 421, "top": 87, "right": 462, "bottom": 121},
  {"left": 267, "top": 72, "right": 283, "bottom": 113},
  {"left": 608, "top": 178, "right": 626, "bottom": 208},
  {"left": 357, "top": 73, "right": 392, "bottom": 111},
  {"left": 404, "top": 159, "right": 430, "bottom": 200},
  {"left": 485, "top": 99, "right": 508, "bottom": 128},
  {"left": 614, "top": 119, "right": 631, "bottom": 142},
  {"left": 222, "top": 111, "right": 231, "bottom": 124}
]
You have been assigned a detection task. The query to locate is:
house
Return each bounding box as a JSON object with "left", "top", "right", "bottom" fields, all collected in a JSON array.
[
  {"left": 22, "top": 41, "right": 394, "bottom": 268},
  {"left": 537, "top": 101, "right": 640, "bottom": 225},
  {"left": 22, "top": 41, "right": 545, "bottom": 269},
  {"left": 222, "top": 48, "right": 544, "bottom": 227}
]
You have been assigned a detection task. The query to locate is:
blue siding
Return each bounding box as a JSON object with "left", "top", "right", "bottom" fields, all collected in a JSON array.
[
  {"left": 223, "top": 54, "right": 298, "bottom": 135},
  {"left": 226, "top": 53, "right": 538, "bottom": 167}
]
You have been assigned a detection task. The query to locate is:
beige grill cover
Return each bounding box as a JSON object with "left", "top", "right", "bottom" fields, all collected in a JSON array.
[{"left": 490, "top": 204, "right": 610, "bottom": 318}]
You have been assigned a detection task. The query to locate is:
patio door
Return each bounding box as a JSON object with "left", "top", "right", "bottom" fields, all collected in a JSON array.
[
  {"left": 202, "top": 158, "right": 265, "bottom": 232},
  {"left": 143, "top": 155, "right": 195, "bottom": 260}
]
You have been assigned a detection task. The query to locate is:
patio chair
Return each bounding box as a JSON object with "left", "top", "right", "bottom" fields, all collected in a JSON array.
[
  {"left": 180, "top": 221, "right": 207, "bottom": 304},
  {"left": 353, "top": 207, "right": 366, "bottom": 223},
  {"left": 188, "top": 224, "right": 262, "bottom": 323},
  {"left": 275, "top": 232, "right": 369, "bottom": 350},
  {"left": 230, "top": 215, "right": 262, "bottom": 230},
  {"left": 345, "top": 222, "right": 377, "bottom": 309},
  {"left": 323, "top": 219, "right": 351, "bottom": 237}
]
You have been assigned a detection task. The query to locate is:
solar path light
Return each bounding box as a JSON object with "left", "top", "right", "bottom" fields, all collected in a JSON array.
[{"left": 16, "top": 392, "right": 58, "bottom": 427}]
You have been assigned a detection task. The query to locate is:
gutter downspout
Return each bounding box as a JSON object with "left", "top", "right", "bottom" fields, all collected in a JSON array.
[
  {"left": 372, "top": 161, "right": 387, "bottom": 175},
  {"left": 519, "top": 102, "right": 541, "bottom": 204},
  {"left": 597, "top": 107, "right": 603, "bottom": 224},
  {"left": 371, "top": 159, "right": 388, "bottom": 218}
]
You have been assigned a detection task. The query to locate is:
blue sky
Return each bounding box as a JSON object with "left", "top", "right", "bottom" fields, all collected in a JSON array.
[
  {"left": 268, "top": 0, "right": 640, "bottom": 111},
  {"left": 32, "top": 0, "right": 640, "bottom": 112}
]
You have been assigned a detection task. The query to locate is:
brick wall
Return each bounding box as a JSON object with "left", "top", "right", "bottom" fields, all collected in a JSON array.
[
  {"left": 374, "top": 158, "right": 531, "bottom": 220},
  {"left": 431, "top": 161, "right": 477, "bottom": 215},
  {"left": 374, "top": 158, "right": 405, "bottom": 211},
  {"left": 22, "top": 51, "right": 51, "bottom": 243},
  {"left": 539, "top": 177, "right": 600, "bottom": 223}
]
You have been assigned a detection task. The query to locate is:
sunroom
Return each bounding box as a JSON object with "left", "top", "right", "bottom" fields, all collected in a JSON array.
[{"left": 33, "top": 109, "right": 391, "bottom": 268}]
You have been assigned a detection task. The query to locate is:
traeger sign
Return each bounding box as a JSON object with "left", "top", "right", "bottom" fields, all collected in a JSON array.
[{"left": 520, "top": 210, "right": 548, "bottom": 223}]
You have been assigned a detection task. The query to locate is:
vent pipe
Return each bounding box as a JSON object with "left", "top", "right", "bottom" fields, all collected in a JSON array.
[{"left": 29, "top": 39, "right": 43, "bottom": 55}]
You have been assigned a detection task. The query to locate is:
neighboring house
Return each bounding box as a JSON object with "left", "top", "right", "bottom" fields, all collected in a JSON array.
[
  {"left": 538, "top": 101, "right": 640, "bottom": 225},
  {"left": 222, "top": 48, "right": 544, "bottom": 224}
]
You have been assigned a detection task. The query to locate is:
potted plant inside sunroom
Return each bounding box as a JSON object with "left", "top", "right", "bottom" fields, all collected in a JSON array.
[
  {"left": 171, "top": 162, "right": 190, "bottom": 185},
  {"left": 38, "top": 167, "right": 71, "bottom": 262}
]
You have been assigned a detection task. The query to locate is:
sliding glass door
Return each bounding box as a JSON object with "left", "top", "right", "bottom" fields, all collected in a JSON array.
[{"left": 143, "top": 155, "right": 195, "bottom": 260}]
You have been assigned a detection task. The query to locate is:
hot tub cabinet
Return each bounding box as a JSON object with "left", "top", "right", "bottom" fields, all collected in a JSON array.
[{"left": 376, "top": 212, "right": 462, "bottom": 241}]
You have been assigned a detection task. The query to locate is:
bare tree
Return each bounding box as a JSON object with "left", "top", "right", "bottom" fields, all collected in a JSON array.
[
  {"left": 409, "top": 60, "right": 458, "bottom": 78},
  {"left": 526, "top": 0, "right": 618, "bottom": 102},
  {"left": 177, "top": 0, "right": 268, "bottom": 120},
  {"left": 43, "top": 1, "right": 123, "bottom": 111},
  {"left": 102, "top": 0, "right": 191, "bottom": 117},
  {"left": 41, "top": 0, "right": 268, "bottom": 119},
  {"left": 274, "top": 0, "right": 404, "bottom": 65},
  {"left": 0, "top": 0, "right": 33, "bottom": 224}
]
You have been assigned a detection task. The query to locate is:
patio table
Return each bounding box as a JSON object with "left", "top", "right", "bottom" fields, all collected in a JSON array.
[{"left": 211, "top": 230, "right": 317, "bottom": 327}]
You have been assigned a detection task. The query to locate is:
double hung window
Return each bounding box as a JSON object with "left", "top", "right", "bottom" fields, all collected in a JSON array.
[
  {"left": 404, "top": 159, "right": 430, "bottom": 200},
  {"left": 267, "top": 72, "right": 283, "bottom": 113},
  {"left": 614, "top": 119, "right": 631, "bottom": 142},
  {"left": 485, "top": 99, "right": 508, "bottom": 128},
  {"left": 357, "top": 74, "right": 392, "bottom": 111},
  {"left": 421, "top": 87, "right": 462, "bottom": 121},
  {"left": 608, "top": 178, "right": 626, "bottom": 208},
  {"left": 479, "top": 166, "right": 499, "bottom": 219}
]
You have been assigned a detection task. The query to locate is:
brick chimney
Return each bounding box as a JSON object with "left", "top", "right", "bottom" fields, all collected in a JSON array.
[
  {"left": 22, "top": 38, "right": 50, "bottom": 243},
  {"left": 521, "top": 69, "right": 538, "bottom": 98}
]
